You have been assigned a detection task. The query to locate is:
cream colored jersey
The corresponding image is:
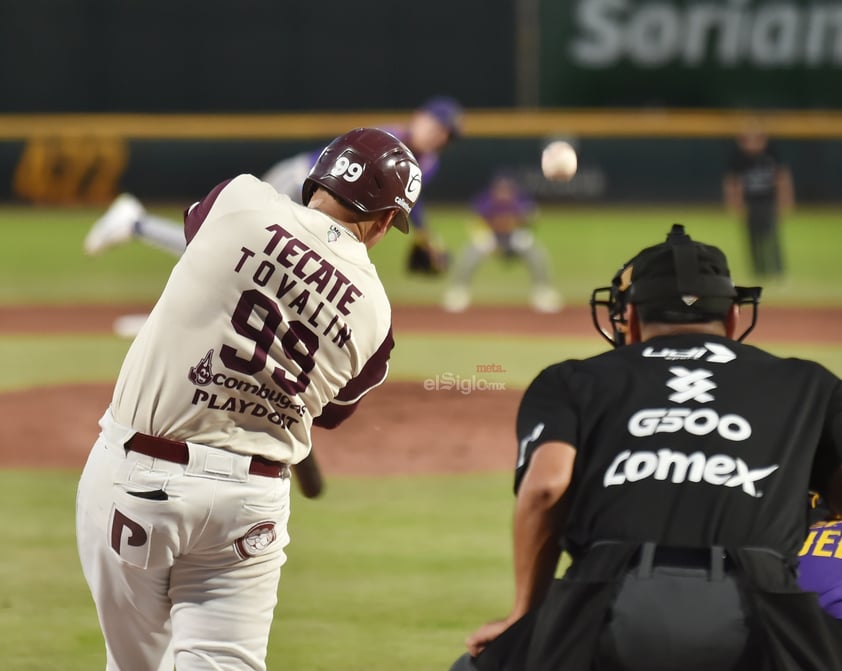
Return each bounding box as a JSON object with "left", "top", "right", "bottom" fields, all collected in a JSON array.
[{"left": 111, "top": 174, "right": 394, "bottom": 464}]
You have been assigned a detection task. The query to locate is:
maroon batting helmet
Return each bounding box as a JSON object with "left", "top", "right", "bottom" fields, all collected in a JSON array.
[{"left": 302, "top": 128, "right": 422, "bottom": 234}]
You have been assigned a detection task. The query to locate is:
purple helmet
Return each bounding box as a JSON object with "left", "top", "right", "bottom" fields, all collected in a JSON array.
[{"left": 302, "top": 128, "right": 422, "bottom": 234}]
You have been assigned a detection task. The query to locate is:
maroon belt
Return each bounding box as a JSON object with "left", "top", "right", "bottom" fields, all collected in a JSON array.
[{"left": 125, "top": 433, "right": 288, "bottom": 478}]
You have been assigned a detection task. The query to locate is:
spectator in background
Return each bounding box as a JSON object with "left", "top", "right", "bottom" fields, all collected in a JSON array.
[
  {"left": 83, "top": 97, "right": 462, "bottom": 275},
  {"left": 441, "top": 173, "right": 562, "bottom": 313},
  {"left": 723, "top": 124, "right": 794, "bottom": 281}
]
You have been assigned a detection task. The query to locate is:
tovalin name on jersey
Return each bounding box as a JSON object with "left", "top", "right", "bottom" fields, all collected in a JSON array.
[{"left": 604, "top": 449, "right": 779, "bottom": 498}]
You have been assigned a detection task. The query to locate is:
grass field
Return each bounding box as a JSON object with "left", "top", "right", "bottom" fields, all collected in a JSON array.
[
  {"left": 2, "top": 202, "right": 841, "bottom": 670},
  {"left": 4, "top": 202, "right": 842, "bottom": 307}
]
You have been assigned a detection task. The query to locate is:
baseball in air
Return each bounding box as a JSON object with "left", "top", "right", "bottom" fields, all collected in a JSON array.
[{"left": 541, "top": 141, "right": 578, "bottom": 182}]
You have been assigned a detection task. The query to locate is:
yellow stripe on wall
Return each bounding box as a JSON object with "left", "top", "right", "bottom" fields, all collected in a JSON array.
[{"left": 0, "top": 109, "right": 840, "bottom": 140}]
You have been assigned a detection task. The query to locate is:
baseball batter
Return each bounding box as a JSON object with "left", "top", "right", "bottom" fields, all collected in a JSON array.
[{"left": 75, "top": 128, "right": 422, "bottom": 670}]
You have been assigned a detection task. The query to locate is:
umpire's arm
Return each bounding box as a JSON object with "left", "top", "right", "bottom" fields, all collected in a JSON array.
[
  {"left": 511, "top": 442, "right": 575, "bottom": 616},
  {"left": 466, "top": 441, "right": 574, "bottom": 657}
]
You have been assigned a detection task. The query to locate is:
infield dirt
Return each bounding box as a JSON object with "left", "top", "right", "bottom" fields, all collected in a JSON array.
[{"left": 1, "top": 304, "right": 840, "bottom": 476}]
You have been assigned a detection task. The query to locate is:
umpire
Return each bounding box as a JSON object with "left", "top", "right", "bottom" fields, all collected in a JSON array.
[
  {"left": 453, "top": 224, "right": 842, "bottom": 671},
  {"left": 723, "top": 127, "right": 794, "bottom": 280}
]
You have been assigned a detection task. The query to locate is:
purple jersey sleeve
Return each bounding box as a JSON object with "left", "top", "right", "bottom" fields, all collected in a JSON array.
[
  {"left": 471, "top": 189, "right": 535, "bottom": 222},
  {"left": 798, "top": 519, "right": 842, "bottom": 618}
]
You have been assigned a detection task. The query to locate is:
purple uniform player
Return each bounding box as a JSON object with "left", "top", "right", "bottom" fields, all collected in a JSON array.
[
  {"left": 83, "top": 97, "right": 462, "bottom": 260},
  {"left": 442, "top": 174, "right": 562, "bottom": 313},
  {"left": 799, "top": 495, "right": 842, "bottom": 618}
]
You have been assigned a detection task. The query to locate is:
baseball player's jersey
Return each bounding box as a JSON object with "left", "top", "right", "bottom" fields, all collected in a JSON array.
[
  {"left": 515, "top": 333, "right": 842, "bottom": 558},
  {"left": 111, "top": 174, "right": 393, "bottom": 465},
  {"left": 799, "top": 518, "right": 842, "bottom": 618}
]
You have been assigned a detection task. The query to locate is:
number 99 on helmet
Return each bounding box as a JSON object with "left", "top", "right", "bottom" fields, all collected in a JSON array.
[{"left": 302, "top": 128, "right": 423, "bottom": 234}]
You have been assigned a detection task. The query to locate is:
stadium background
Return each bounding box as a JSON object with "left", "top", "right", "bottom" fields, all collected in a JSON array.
[
  {"left": 4, "top": 0, "right": 842, "bottom": 205},
  {"left": 2, "top": 1, "right": 842, "bottom": 670}
]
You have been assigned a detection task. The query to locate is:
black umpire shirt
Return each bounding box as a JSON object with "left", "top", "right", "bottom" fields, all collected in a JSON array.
[
  {"left": 515, "top": 333, "right": 842, "bottom": 560},
  {"left": 727, "top": 143, "right": 782, "bottom": 207}
]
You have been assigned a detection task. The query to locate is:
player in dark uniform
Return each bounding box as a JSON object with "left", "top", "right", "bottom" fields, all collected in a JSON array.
[
  {"left": 452, "top": 224, "right": 842, "bottom": 671},
  {"left": 723, "top": 126, "right": 794, "bottom": 280}
]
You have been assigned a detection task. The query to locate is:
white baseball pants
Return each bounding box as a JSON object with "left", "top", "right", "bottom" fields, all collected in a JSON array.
[{"left": 76, "top": 410, "right": 291, "bottom": 671}]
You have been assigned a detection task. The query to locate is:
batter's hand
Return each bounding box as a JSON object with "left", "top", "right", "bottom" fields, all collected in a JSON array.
[{"left": 292, "top": 451, "right": 324, "bottom": 498}]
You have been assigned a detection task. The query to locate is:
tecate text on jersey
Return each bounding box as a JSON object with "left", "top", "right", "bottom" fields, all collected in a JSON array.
[{"left": 233, "top": 224, "right": 366, "bottom": 346}]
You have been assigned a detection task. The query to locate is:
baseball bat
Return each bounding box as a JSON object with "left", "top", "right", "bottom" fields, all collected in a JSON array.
[{"left": 293, "top": 450, "right": 325, "bottom": 498}]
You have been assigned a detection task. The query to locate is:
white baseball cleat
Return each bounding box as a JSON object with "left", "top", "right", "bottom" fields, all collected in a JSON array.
[
  {"left": 83, "top": 193, "right": 144, "bottom": 255},
  {"left": 531, "top": 286, "right": 564, "bottom": 313},
  {"left": 442, "top": 286, "right": 471, "bottom": 313}
]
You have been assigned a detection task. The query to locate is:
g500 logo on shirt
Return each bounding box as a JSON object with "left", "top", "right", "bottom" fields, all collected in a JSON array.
[
  {"left": 603, "top": 449, "right": 778, "bottom": 498},
  {"left": 628, "top": 408, "right": 752, "bottom": 441},
  {"left": 627, "top": 366, "right": 752, "bottom": 439}
]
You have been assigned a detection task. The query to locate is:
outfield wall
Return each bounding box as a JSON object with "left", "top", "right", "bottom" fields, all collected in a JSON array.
[{"left": 2, "top": 110, "right": 842, "bottom": 205}]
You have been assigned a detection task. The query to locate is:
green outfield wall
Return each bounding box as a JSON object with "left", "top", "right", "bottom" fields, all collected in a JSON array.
[{"left": 2, "top": 110, "right": 842, "bottom": 205}]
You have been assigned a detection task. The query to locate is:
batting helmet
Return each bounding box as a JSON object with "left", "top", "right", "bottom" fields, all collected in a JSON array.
[
  {"left": 590, "top": 224, "right": 762, "bottom": 347},
  {"left": 302, "top": 128, "right": 422, "bottom": 234}
]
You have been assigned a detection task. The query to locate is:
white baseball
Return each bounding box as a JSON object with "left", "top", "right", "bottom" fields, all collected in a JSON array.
[{"left": 541, "top": 141, "right": 578, "bottom": 182}]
